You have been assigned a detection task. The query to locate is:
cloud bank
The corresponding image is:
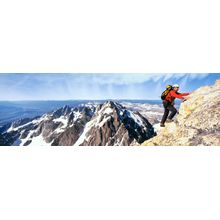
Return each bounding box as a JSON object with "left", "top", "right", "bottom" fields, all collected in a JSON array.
[{"left": 0, "top": 73, "right": 218, "bottom": 100}]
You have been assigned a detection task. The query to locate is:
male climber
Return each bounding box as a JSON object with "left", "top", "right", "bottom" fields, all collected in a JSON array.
[{"left": 160, "top": 84, "right": 190, "bottom": 127}]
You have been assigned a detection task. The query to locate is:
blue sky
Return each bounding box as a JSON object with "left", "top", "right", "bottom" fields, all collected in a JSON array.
[{"left": 0, "top": 73, "right": 219, "bottom": 100}]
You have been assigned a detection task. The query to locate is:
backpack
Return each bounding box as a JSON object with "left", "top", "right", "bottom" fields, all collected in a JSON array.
[{"left": 161, "top": 85, "right": 173, "bottom": 100}]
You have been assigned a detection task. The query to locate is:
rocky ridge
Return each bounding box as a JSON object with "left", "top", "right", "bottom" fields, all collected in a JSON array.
[
  {"left": 143, "top": 79, "right": 220, "bottom": 146},
  {"left": 0, "top": 101, "right": 155, "bottom": 146},
  {"left": 74, "top": 101, "right": 154, "bottom": 146}
]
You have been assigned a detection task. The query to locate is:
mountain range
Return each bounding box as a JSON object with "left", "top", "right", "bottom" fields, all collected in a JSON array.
[
  {"left": 1, "top": 79, "right": 219, "bottom": 146},
  {"left": 0, "top": 101, "right": 155, "bottom": 146}
]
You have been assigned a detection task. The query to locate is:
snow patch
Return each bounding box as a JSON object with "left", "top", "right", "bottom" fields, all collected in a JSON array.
[
  {"left": 126, "top": 110, "right": 144, "bottom": 127},
  {"left": 99, "top": 116, "right": 111, "bottom": 127},
  {"left": 145, "top": 111, "right": 163, "bottom": 115},
  {"left": 15, "top": 129, "right": 51, "bottom": 146},
  {"left": 53, "top": 116, "right": 68, "bottom": 133},
  {"left": 7, "top": 121, "right": 32, "bottom": 132},
  {"left": 28, "top": 134, "right": 51, "bottom": 146},
  {"left": 7, "top": 114, "right": 49, "bottom": 132},
  {"left": 74, "top": 120, "right": 95, "bottom": 146},
  {"left": 73, "top": 111, "right": 82, "bottom": 122},
  {"left": 17, "top": 129, "right": 35, "bottom": 146},
  {"left": 53, "top": 116, "right": 67, "bottom": 124},
  {"left": 103, "top": 107, "right": 113, "bottom": 115},
  {"left": 153, "top": 123, "right": 164, "bottom": 133}
]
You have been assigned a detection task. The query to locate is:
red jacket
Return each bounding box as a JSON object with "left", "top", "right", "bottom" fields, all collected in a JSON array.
[{"left": 165, "top": 90, "right": 190, "bottom": 103}]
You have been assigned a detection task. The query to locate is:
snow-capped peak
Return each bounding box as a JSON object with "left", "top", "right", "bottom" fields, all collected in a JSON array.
[
  {"left": 2, "top": 101, "right": 155, "bottom": 146},
  {"left": 74, "top": 101, "right": 154, "bottom": 146}
]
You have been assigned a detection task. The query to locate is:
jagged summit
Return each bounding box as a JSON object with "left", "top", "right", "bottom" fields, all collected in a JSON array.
[
  {"left": 74, "top": 101, "right": 155, "bottom": 146},
  {"left": 1, "top": 101, "right": 155, "bottom": 146},
  {"left": 143, "top": 79, "right": 220, "bottom": 146}
]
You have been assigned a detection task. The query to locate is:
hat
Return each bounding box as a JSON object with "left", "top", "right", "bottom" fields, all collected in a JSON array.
[{"left": 173, "top": 84, "right": 179, "bottom": 88}]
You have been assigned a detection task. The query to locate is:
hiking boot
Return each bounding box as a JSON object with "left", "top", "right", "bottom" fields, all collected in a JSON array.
[
  {"left": 166, "top": 119, "right": 174, "bottom": 122},
  {"left": 160, "top": 123, "right": 165, "bottom": 127}
]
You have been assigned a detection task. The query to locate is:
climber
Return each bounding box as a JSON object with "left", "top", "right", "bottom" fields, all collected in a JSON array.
[{"left": 160, "top": 84, "right": 190, "bottom": 127}]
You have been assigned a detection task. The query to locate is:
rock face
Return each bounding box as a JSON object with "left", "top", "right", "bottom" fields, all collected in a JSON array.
[
  {"left": 1, "top": 101, "right": 155, "bottom": 146},
  {"left": 1, "top": 105, "right": 95, "bottom": 146},
  {"left": 143, "top": 79, "right": 220, "bottom": 146},
  {"left": 74, "top": 101, "right": 155, "bottom": 146}
]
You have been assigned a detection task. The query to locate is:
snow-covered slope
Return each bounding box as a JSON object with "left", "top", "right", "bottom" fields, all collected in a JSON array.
[
  {"left": 0, "top": 101, "right": 155, "bottom": 146},
  {"left": 74, "top": 101, "right": 155, "bottom": 146},
  {"left": 121, "top": 102, "right": 164, "bottom": 124},
  {"left": 1, "top": 105, "right": 95, "bottom": 146}
]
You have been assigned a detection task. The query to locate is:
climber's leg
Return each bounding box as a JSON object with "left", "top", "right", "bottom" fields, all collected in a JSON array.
[
  {"left": 161, "top": 101, "right": 170, "bottom": 126},
  {"left": 168, "top": 105, "right": 177, "bottom": 119}
]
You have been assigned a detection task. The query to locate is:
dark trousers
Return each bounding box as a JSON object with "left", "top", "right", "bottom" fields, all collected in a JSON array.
[{"left": 161, "top": 101, "right": 177, "bottom": 124}]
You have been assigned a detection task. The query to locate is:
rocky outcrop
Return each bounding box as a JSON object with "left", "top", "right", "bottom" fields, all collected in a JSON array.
[
  {"left": 143, "top": 79, "right": 220, "bottom": 146},
  {"left": 74, "top": 101, "right": 155, "bottom": 146}
]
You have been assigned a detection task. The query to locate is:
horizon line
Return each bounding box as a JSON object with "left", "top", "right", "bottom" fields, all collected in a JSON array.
[{"left": 0, "top": 98, "right": 162, "bottom": 102}]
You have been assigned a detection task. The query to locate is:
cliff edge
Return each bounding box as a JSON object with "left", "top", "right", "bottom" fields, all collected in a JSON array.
[{"left": 142, "top": 79, "right": 220, "bottom": 146}]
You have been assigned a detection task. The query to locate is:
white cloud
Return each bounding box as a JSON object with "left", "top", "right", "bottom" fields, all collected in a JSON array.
[
  {"left": 79, "top": 73, "right": 167, "bottom": 85},
  {"left": 83, "top": 73, "right": 209, "bottom": 85},
  {"left": 0, "top": 73, "right": 212, "bottom": 100}
]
